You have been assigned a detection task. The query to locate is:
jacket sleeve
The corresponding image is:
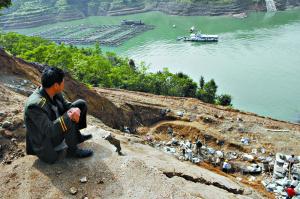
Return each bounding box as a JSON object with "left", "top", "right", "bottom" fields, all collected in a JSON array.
[
  {"left": 27, "top": 104, "right": 74, "bottom": 138},
  {"left": 57, "top": 93, "right": 72, "bottom": 110}
]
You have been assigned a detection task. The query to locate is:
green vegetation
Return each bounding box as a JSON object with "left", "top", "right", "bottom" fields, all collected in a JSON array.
[
  {"left": 0, "top": 0, "right": 11, "bottom": 10},
  {"left": 0, "top": 32, "right": 232, "bottom": 106}
]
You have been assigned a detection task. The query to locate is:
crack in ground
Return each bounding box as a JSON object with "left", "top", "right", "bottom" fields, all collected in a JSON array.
[{"left": 163, "top": 171, "right": 244, "bottom": 195}]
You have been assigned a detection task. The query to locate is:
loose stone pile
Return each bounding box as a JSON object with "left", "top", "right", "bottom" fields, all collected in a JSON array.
[
  {"left": 144, "top": 129, "right": 276, "bottom": 177},
  {"left": 262, "top": 153, "right": 300, "bottom": 198}
]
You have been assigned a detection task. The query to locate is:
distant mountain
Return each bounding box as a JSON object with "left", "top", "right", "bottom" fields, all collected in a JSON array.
[{"left": 1, "top": 0, "right": 299, "bottom": 29}]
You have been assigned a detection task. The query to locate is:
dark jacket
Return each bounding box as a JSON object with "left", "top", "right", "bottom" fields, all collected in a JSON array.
[{"left": 24, "top": 88, "right": 73, "bottom": 162}]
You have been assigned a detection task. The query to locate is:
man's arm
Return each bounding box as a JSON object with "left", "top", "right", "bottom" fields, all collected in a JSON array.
[
  {"left": 27, "top": 105, "right": 74, "bottom": 138},
  {"left": 56, "top": 93, "right": 72, "bottom": 110}
]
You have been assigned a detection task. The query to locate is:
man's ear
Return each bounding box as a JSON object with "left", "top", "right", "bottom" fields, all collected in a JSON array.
[{"left": 53, "top": 83, "right": 59, "bottom": 90}]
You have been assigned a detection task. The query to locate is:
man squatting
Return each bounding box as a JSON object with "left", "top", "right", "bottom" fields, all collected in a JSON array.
[{"left": 24, "top": 67, "right": 93, "bottom": 163}]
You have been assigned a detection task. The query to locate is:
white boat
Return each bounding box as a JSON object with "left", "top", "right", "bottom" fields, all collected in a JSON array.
[{"left": 178, "top": 32, "right": 218, "bottom": 42}]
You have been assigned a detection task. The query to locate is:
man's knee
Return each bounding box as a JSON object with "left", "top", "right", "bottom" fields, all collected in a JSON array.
[{"left": 72, "top": 99, "right": 87, "bottom": 111}]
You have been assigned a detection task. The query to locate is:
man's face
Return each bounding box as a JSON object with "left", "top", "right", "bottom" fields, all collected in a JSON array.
[{"left": 55, "top": 79, "right": 64, "bottom": 93}]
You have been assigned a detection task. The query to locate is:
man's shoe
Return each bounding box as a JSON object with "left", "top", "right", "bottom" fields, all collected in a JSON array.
[
  {"left": 73, "top": 148, "right": 93, "bottom": 158},
  {"left": 79, "top": 134, "right": 93, "bottom": 143}
]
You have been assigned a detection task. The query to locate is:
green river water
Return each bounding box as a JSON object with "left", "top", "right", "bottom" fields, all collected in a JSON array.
[{"left": 9, "top": 9, "right": 300, "bottom": 122}]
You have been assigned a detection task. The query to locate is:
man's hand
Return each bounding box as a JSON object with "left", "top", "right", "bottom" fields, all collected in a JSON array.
[{"left": 67, "top": 108, "right": 81, "bottom": 123}]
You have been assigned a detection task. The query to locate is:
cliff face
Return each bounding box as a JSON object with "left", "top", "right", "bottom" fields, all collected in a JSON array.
[{"left": 1, "top": 0, "right": 300, "bottom": 29}]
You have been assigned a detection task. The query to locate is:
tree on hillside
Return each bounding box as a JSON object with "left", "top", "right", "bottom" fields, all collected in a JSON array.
[
  {"left": 199, "top": 76, "right": 205, "bottom": 89},
  {"left": 197, "top": 79, "right": 218, "bottom": 104},
  {"left": 0, "top": 0, "right": 11, "bottom": 10}
]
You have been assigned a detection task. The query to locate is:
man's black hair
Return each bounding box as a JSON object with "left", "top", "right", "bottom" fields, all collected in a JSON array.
[{"left": 41, "top": 67, "right": 65, "bottom": 88}]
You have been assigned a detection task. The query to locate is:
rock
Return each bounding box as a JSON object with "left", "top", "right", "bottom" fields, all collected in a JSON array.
[
  {"left": 237, "top": 117, "right": 243, "bottom": 122},
  {"left": 243, "top": 188, "right": 252, "bottom": 195},
  {"left": 240, "top": 137, "right": 250, "bottom": 145},
  {"left": 69, "top": 187, "right": 77, "bottom": 195},
  {"left": 80, "top": 176, "right": 88, "bottom": 183},
  {"left": 189, "top": 115, "right": 197, "bottom": 122},
  {"left": 248, "top": 176, "right": 256, "bottom": 182},
  {"left": 1, "top": 130, "right": 13, "bottom": 138},
  {"left": 260, "top": 147, "right": 266, "bottom": 154},
  {"left": 176, "top": 111, "right": 184, "bottom": 117},
  {"left": 266, "top": 183, "right": 277, "bottom": 192},
  {"left": 166, "top": 141, "right": 172, "bottom": 146},
  {"left": 0, "top": 111, "right": 6, "bottom": 117},
  {"left": 251, "top": 148, "right": 257, "bottom": 155},
  {"left": 242, "top": 154, "right": 254, "bottom": 161},
  {"left": 192, "top": 157, "right": 200, "bottom": 164},
  {"left": 275, "top": 178, "right": 290, "bottom": 186},
  {"left": 203, "top": 116, "right": 215, "bottom": 123},
  {"left": 242, "top": 164, "right": 262, "bottom": 174},
  {"left": 56, "top": 170, "right": 62, "bottom": 175},
  {"left": 215, "top": 151, "right": 223, "bottom": 158},
  {"left": 164, "top": 147, "right": 176, "bottom": 154},
  {"left": 2, "top": 121, "right": 12, "bottom": 129}
]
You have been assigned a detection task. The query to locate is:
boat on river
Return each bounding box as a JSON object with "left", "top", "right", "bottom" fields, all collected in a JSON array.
[{"left": 177, "top": 32, "right": 218, "bottom": 42}]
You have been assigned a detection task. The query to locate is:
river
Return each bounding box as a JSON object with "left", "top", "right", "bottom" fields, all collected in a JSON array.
[{"left": 8, "top": 9, "right": 300, "bottom": 122}]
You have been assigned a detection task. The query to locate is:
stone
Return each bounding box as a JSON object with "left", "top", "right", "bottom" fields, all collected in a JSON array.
[
  {"left": 248, "top": 176, "right": 256, "bottom": 182},
  {"left": 266, "top": 183, "right": 276, "bottom": 192},
  {"left": 2, "top": 121, "right": 12, "bottom": 129},
  {"left": 176, "top": 111, "right": 184, "bottom": 117},
  {"left": 189, "top": 115, "right": 197, "bottom": 122},
  {"left": 164, "top": 147, "right": 176, "bottom": 154},
  {"left": 166, "top": 141, "right": 172, "bottom": 146},
  {"left": 240, "top": 137, "right": 250, "bottom": 145},
  {"left": 192, "top": 157, "right": 200, "bottom": 164},
  {"left": 203, "top": 116, "right": 215, "bottom": 123},
  {"left": 251, "top": 149, "right": 257, "bottom": 155},
  {"left": 80, "top": 176, "right": 88, "bottom": 183},
  {"left": 242, "top": 154, "right": 254, "bottom": 161},
  {"left": 0, "top": 111, "right": 6, "bottom": 117},
  {"left": 69, "top": 187, "right": 77, "bottom": 195},
  {"left": 237, "top": 117, "right": 243, "bottom": 122},
  {"left": 243, "top": 189, "right": 252, "bottom": 195},
  {"left": 275, "top": 178, "right": 290, "bottom": 186},
  {"left": 1, "top": 130, "right": 13, "bottom": 138},
  {"left": 207, "top": 148, "right": 215, "bottom": 155},
  {"left": 215, "top": 151, "right": 223, "bottom": 158}
]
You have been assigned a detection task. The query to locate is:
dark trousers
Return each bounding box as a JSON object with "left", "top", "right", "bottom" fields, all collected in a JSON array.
[
  {"left": 42, "top": 99, "right": 87, "bottom": 163},
  {"left": 52, "top": 99, "right": 87, "bottom": 149}
]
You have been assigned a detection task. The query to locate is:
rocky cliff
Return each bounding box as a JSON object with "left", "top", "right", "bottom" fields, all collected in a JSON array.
[{"left": 1, "top": 0, "right": 300, "bottom": 29}]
